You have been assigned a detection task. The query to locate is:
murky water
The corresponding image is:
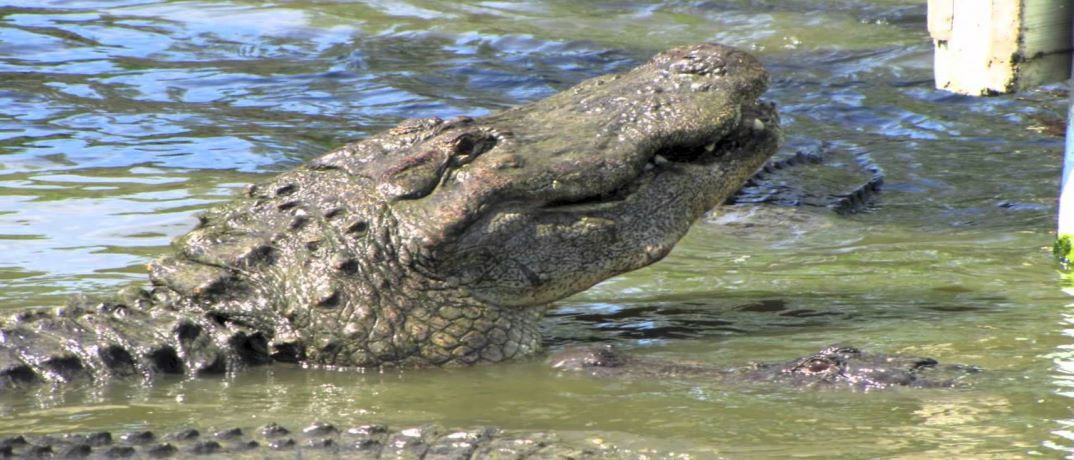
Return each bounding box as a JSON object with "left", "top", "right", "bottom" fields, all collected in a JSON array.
[{"left": 0, "top": 0, "right": 1071, "bottom": 457}]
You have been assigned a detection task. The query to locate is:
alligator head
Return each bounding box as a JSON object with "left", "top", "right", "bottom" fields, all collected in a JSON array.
[
  {"left": 745, "top": 345, "right": 977, "bottom": 389},
  {"left": 309, "top": 43, "right": 778, "bottom": 309},
  {"left": 2, "top": 44, "right": 779, "bottom": 385},
  {"left": 549, "top": 344, "right": 979, "bottom": 390}
]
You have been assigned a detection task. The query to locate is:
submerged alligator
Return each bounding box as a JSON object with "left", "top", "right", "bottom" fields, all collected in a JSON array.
[
  {"left": 728, "top": 145, "right": 884, "bottom": 214},
  {"left": 0, "top": 43, "right": 780, "bottom": 386},
  {"left": 0, "top": 421, "right": 642, "bottom": 459},
  {"left": 548, "top": 344, "right": 978, "bottom": 390},
  {"left": 0, "top": 346, "right": 977, "bottom": 458}
]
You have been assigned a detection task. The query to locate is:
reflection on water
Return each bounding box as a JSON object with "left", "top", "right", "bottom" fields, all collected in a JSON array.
[
  {"left": 0, "top": 0, "right": 1072, "bottom": 456},
  {"left": 1046, "top": 294, "right": 1074, "bottom": 456}
]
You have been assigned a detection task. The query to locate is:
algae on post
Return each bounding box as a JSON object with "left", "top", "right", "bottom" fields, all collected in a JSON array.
[{"left": 1055, "top": 234, "right": 1074, "bottom": 270}]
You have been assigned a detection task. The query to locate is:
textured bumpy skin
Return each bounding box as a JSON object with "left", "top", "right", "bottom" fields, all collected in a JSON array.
[
  {"left": 0, "top": 43, "right": 780, "bottom": 386},
  {"left": 0, "top": 422, "right": 651, "bottom": 459},
  {"left": 728, "top": 147, "right": 885, "bottom": 214},
  {"left": 548, "top": 344, "right": 980, "bottom": 391},
  {"left": 0, "top": 347, "right": 979, "bottom": 458}
]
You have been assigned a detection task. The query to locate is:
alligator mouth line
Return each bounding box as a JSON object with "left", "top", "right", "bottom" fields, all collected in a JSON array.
[
  {"left": 541, "top": 120, "right": 757, "bottom": 213},
  {"left": 541, "top": 177, "right": 640, "bottom": 211}
]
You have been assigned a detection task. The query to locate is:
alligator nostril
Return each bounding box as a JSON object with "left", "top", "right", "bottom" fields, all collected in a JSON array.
[{"left": 912, "top": 358, "right": 939, "bottom": 370}]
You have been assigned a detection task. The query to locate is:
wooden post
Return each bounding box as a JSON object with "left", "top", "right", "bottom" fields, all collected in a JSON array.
[
  {"left": 927, "top": 2, "right": 1074, "bottom": 267},
  {"left": 1057, "top": 79, "right": 1074, "bottom": 268},
  {"left": 928, "top": 0, "right": 1072, "bottom": 96}
]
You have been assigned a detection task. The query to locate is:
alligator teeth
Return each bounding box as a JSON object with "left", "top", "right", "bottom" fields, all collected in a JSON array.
[
  {"left": 704, "top": 143, "right": 716, "bottom": 152},
  {"left": 653, "top": 154, "right": 669, "bottom": 165},
  {"left": 644, "top": 162, "right": 655, "bottom": 171},
  {"left": 752, "top": 118, "right": 765, "bottom": 131}
]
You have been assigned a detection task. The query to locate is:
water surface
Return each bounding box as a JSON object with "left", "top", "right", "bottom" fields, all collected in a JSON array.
[{"left": 0, "top": 0, "right": 1070, "bottom": 457}]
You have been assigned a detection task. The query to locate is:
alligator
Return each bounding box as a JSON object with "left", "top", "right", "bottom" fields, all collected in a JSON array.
[
  {"left": 727, "top": 144, "right": 884, "bottom": 214},
  {"left": 0, "top": 345, "right": 979, "bottom": 458},
  {"left": 0, "top": 43, "right": 781, "bottom": 387},
  {"left": 0, "top": 421, "right": 640, "bottom": 459},
  {"left": 547, "top": 344, "right": 979, "bottom": 391}
]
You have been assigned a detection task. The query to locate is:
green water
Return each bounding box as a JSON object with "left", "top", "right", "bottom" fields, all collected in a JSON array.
[{"left": 0, "top": 0, "right": 1070, "bottom": 457}]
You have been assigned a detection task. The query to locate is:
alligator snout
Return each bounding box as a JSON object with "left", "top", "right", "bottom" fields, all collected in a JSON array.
[{"left": 547, "top": 344, "right": 627, "bottom": 371}]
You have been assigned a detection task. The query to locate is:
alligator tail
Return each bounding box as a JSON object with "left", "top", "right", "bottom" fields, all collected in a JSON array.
[
  {"left": 728, "top": 144, "right": 885, "bottom": 215},
  {"left": 0, "top": 421, "right": 620, "bottom": 459}
]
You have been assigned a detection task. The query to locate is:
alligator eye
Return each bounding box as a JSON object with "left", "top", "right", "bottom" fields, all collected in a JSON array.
[
  {"left": 583, "top": 346, "right": 625, "bottom": 368},
  {"left": 807, "top": 359, "right": 833, "bottom": 373},
  {"left": 449, "top": 132, "right": 497, "bottom": 167},
  {"left": 794, "top": 357, "right": 837, "bottom": 375}
]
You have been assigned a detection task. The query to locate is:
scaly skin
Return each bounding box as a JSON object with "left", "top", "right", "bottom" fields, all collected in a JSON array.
[
  {"left": 0, "top": 347, "right": 980, "bottom": 459},
  {"left": 0, "top": 422, "right": 647, "bottom": 459},
  {"left": 0, "top": 43, "right": 780, "bottom": 387},
  {"left": 547, "top": 344, "right": 980, "bottom": 391},
  {"left": 728, "top": 147, "right": 885, "bottom": 214}
]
